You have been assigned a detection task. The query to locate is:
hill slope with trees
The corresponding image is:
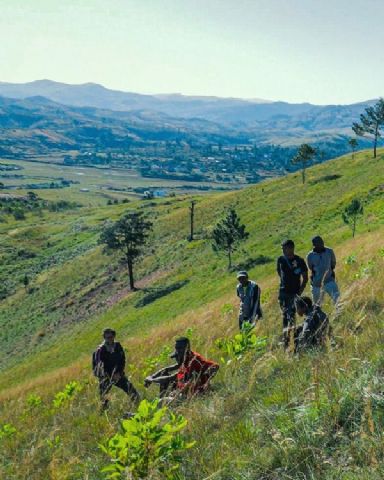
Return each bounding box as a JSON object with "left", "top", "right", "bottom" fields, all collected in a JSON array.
[{"left": 0, "top": 149, "right": 383, "bottom": 479}]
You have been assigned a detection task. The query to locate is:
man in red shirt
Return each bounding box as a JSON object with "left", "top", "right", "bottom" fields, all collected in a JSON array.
[{"left": 144, "top": 337, "right": 219, "bottom": 399}]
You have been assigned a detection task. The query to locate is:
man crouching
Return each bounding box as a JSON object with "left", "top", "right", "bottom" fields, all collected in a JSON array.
[
  {"left": 294, "top": 296, "right": 330, "bottom": 353},
  {"left": 144, "top": 337, "right": 219, "bottom": 401}
]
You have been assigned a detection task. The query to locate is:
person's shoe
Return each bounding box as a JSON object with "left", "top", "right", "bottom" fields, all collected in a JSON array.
[{"left": 122, "top": 412, "right": 135, "bottom": 420}]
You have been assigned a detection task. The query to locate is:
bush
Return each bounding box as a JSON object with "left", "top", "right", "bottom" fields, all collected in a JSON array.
[
  {"left": 215, "top": 322, "right": 267, "bottom": 364},
  {"left": 100, "top": 399, "right": 194, "bottom": 479}
]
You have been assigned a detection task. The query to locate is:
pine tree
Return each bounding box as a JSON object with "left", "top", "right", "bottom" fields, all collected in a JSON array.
[
  {"left": 212, "top": 208, "right": 249, "bottom": 269},
  {"left": 99, "top": 211, "right": 153, "bottom": 290},
  {"left": 291, "top": 144, "right": 316, "bottom": 184},
  {"left": 352, "top": 98, "right": 384, "bottom": 158},
  {"left": 348, "top": 138, "right": 358, "bottom": 160},
  {"left": 342, "top": 199, "right": 364, "bottom": 238}
]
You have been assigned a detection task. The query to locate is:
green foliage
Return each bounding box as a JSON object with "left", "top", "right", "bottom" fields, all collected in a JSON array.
[
  {"left": 142, "top": 345, "right": 173, "bottom": 378},
  {"left": 0, "top": 423, "right": 17, "bottom": 440},
  {"left": 99, "top": 211, "right": 153, "bottom": 289},
  {"left": 342, "top": 198, "right": 364, "bottom": 237},
  {"left": 291, "top": 143, "right": 316, "bottom": 183},
  {"left": 52, "top": 381, "right": 82, "bottom": 409},
  {"left": 26, "top": 393, "right": 43, "bottom": 408},
  {"left": 211, "top": 207, "right": 249, "bottom": 269},
  {"left": 215, "top": 322, "right": 267, "bottom": 364},
  {"left": 100, "top": 399, "right": 194, "bottom": 480},
  {"left": 353, "top": 98, "right": 384, "bottom": 158}
]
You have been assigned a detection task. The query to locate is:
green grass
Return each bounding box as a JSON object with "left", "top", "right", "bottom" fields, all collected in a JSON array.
[{"left": 0, "top": 149, "right": 383, "bottom": 479}]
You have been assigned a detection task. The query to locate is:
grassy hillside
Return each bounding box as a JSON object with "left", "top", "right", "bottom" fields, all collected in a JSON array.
[{"left": 0, "top": 149, "right": 383, "bottom": 479}]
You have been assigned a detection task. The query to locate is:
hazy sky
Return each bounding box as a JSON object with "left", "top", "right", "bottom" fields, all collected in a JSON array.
[{"left": 1, "top": 0, "right": 383, "bottom": 104}]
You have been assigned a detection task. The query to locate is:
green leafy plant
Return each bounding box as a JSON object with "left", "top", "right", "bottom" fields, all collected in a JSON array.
[
  {"left": 342, "top": 198, "right": 364, "bottom": 237},
  {"left": 26, "top": 393, "right": 43, "bottom": 408},
  {"left": 0, "top": 423, "right": 17, "bottom": 440},
  {"left": 100, "top": 399, "right": 195, "bottom": 479},
  {"left": 142, "top": 346, "right": 173, "bottom": 378},
  {"left": 52, "top": 381, "right": 82, "bottom": 409},
  {"left": 215, "top": 322, "right": 267, "bottom": 364}
]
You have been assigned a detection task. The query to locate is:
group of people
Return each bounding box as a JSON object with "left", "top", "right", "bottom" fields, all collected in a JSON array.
[
  {"left": 92, "top": 235, "right": 338, "bottom": 410},
  {"left": 237, "top": 235, "right": 339, "bottom": 351},
  {"left": 92, "top": 330, "right": 219, "bottom": 410}
]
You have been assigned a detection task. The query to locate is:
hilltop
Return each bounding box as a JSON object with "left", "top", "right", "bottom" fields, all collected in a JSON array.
[{"left": 0, "top": 149, "right": 383, "bottom": 479}]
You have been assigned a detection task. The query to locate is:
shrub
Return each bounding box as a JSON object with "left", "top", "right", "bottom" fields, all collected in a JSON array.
[
  {"left": 0, "top": 423, "right": 17, "bottom": 440},
  {"left": 52, "top": 381, "right": 82, "bottom": 409},
  {"left": 215, "top": 322, "right": 267, "bottom": 364},
  {"left": 100, "top": 399, "right": 194, "bottom": 479}
]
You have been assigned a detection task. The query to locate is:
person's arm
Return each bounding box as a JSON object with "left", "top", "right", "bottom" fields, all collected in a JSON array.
[
  {"left": 299, "top": 260, "right": 308, "bottom": 294},
  {"left": 330, "top": 249, "right": 336, "bottom": 270},
  {"left": 251, "top": 285, "right": 262, "bottom": 320},
  {"left": 117, "top": 343, "right": 126, "bottom": 375},
  {"left": 93, "top": 347, "right": 105, "bottom": 378},
  {"left": 146, "top": 372, "right": 178, "bottom": 387},
  {"left": 144, "top": 364, "right": 178, "bottom": 387},
  {"left": 276, "top": 258, "right": 281, "bottom": 277}
]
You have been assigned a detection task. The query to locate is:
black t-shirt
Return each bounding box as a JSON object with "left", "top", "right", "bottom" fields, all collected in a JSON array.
[{"left": 277, "top": 255, "right": 308, "bottom": 294}]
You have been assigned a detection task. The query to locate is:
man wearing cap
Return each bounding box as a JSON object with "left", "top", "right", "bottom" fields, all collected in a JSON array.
[
  {"left": 236, "top": 271, "right": 262, "bottom": 330},
  {"left": 144, "top": 337, "right": 219, "bottom": 400},
  {"left": 277, "top": 239, "right": 308, "bottom": 348},
  {"left": 307, "top": 236, "right": 339, "bottom": 306},
  {"left": 294, "top": 296, "right": 329, "bottom": 352},
  {"left": 92, "top": 328, "right": 140, "bottom": 410}
]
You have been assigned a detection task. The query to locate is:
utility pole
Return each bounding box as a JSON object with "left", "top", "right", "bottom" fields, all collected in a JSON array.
[{"left": 189, "top": 200, "right": 196, "bottom": 241}]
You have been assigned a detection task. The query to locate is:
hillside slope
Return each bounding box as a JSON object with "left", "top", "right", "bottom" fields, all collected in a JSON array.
[{"left": 0, "top": 150, "right": 383, "bottom": 479}]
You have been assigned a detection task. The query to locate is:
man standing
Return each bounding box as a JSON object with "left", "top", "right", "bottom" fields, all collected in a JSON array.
[
  {"left": 307, "top": 236, "right": 340, "bottom": 306},
  {"left": 294, "top": 296, "right": 329, "bottom": 352},
  {"left": 144, "top": 337, "right": 219, "bottom": 400},
  {"left": 92, "top": 328, "right": 140, "bottom": 410},
  {"left": 236, "top": 271, "right": 262, "bottom": 330},
  {"left": 277, "top": 239, "right": 308, "bottom": 348}
]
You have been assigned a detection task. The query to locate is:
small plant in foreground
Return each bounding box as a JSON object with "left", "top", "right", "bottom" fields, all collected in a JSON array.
[
  {"left": 215, "top": 322, "right": 267, "bottom": 364},
  {"left": 52, "top": 381, "right": 82, "bottom": 409},
  {"left": 100, "top": 399, "right": 194, "bottom": 480},
  {"left": 26, "top": 393, "right": 43, "bottom": 408},
  {"left": 0, "top": 423, "right": 17, "bottom": 440}
]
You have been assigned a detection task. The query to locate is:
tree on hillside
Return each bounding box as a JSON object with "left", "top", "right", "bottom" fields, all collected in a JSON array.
[
  {"left": 352, "top": 98, "right": 384, "bottom": 158},
  {"left": 212, "top": 207, "right": 249, "bottom": 269},
  {"left": 188, "top": 200, "right": 196, "bottom": 241},
  {"left": 99, "top": 211, "right": 153, "bottom": 290},
  {"left": 291, "top": 144, "right": 316, "bottom": 184},
  {"left": 348, "top": 138, "right": 358, "bottom": 160},
  {"left": 342, "top": 199, "right": 364, "bottom": 238}
]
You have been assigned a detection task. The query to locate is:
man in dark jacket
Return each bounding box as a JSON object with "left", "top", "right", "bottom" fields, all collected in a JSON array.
[
  {"left": 93, "top": 328, "right": 140, "bottom": 410},
  {"left": 236, "top": 271, "right": 262, "bottom": 330},
  {"left": 277, "top": 239, "right": 308, "bottom": 348},
  {"left": 294, "top": 296, "right": 329, "bottom": 352}
]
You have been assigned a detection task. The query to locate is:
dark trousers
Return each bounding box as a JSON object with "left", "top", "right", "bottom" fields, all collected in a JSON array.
[
  {"left": 279, "top": 293, "right": 296, "bottom": 348},
  {"left": 99, "top": 375, "right": 139, "bottom": 402}
]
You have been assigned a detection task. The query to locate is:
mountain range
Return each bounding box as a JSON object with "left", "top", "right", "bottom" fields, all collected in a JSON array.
[{"left": 0, "top": 79, "right": 378, "bottom": 166}]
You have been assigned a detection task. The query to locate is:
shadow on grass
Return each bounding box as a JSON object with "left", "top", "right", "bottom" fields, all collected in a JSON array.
[{"left": 135, "top": 280, "right": 189, "bottom": 308}]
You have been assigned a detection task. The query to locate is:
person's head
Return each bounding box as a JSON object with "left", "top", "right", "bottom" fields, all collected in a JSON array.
[
  {"left": 171, "top": 337, "right": 191, "bottom": 365},
  {"left": 295, "top": 296, "right": 313, "bottom": 316},
  {"left": 237, "top": 271, "right": 249, "bottom": 286},
  {"left": 103, "top": 328, "right": 116, "bottom": 345},
  {"left": 312, "top": 236, "right": 324, "bottom": 252},
  {"left": 281, "top": 239, "right": 295, "bottom": 258}
]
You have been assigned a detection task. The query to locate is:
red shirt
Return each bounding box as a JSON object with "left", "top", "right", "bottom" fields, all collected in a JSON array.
[{"left": 176, "top": 351, "right": 219, "bottom": 394}]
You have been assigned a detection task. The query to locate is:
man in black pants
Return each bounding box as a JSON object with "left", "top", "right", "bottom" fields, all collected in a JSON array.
[
  {"left": 92, "top": 328, "right": 140, "bottom": 410},
  {"left": 277, "top": 240, "right": 308, "bottom": 348}
]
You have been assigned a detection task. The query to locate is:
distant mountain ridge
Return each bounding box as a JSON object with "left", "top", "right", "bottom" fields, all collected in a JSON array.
[{"left": 0, "top": 80, "right": 376, "bottom": 130}]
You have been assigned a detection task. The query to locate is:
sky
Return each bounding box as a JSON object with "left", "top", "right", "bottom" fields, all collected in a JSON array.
[{"left": 1, "top": 0, "right": 383, "bottom": 104}]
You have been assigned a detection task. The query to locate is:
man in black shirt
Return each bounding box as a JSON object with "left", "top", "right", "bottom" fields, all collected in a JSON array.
[
  {"left": 92, "top": 328, "right": 140, "bottom": 410},
  {"left": 277, "top": 239, "right": 308, "bottom": 348}
]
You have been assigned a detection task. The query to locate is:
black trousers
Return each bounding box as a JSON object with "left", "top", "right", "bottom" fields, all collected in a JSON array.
[
  {"left": 279, "top": 292, "right": 296, "bottom": 329},
  {"left": 99, "top": 375, "right": 139, "bottom": 402}
]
